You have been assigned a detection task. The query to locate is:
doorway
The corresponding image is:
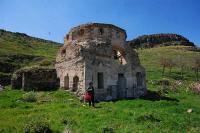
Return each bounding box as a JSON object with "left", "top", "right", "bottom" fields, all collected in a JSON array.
[
  {"left": 136, "top": 72, "right": 143, "bottom": 87},
  {"left": 117, "top": 73, "right": 126, "bottom": 99}
]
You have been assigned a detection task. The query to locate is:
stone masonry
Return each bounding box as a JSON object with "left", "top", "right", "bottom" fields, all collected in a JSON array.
[
  {"left": 11, "top": 67, "right": 59, "bottom": 91},
  {"left": 55, "top": 23, "right": 146, "bottom": 101}
]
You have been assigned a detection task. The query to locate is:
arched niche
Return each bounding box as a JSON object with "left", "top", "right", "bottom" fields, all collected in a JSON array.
[
  {"left": 64, "top": 74, "right": 69, "bottom": 89},
  {"left": 73, "top": 76, "right": 79, "bottom": 92}
]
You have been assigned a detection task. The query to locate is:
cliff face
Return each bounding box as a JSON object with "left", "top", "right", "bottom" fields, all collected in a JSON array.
[{"left": 128, "top": 34, "right": 195, "bottom": 49}]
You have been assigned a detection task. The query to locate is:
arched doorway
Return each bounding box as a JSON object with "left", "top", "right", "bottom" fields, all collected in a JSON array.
[
  {"left": 64, "top": 75, "right": 69, "bottom": 89},
  {"left": 73, "top": 76, "right": 79, "bottom": 92}
]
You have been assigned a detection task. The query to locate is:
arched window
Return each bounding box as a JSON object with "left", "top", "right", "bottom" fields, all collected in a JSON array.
[
  {"left": 99, "top": 28, "right": 104, "bottom": 35},
  {"left": 73, "top": 76, "right": 79, "bottom": 91},
  {"left": 116, "top": 32, "right": 120, "bottom": 38},
  {"left": 136, "top": 72, "right": 143, "bottom": 87},
  {"left": 66, "top": 34, "right": 69, "bottom": 40}
]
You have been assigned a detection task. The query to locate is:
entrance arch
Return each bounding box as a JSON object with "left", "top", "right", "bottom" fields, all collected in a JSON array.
[{"left": 73, "top": 76, "right": 79, "bottom": 92}]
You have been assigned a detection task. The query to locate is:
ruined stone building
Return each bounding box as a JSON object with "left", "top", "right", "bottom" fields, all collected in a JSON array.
[{"left": 55, "top": 23, "right": 146, "bottom": 101}]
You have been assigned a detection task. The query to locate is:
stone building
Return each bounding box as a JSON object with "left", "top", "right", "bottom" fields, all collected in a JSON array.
[
  {"left": 55, "top": 23, "right": 146, "bottom": 101},
  {"left": 11, "top": 67, "right": 59, "bottom": 91}
]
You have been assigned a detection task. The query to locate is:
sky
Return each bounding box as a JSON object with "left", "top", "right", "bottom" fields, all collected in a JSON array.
[{"left": 0, "top": 0, "right": 200, "bottom": 46}]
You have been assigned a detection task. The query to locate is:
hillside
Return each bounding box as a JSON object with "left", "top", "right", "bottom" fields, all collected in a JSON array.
[
  {"left": 128, "top": 33, "right": 195, "bottom": 49},
  {"left": 0, "top": 29, "right": 61, "bottom": 85},
  {"left": 0, "top": 46, "right": 200, "bottom": 132},
  {"left": 0, "top": 30, "right": 200, "bottom": 132}
]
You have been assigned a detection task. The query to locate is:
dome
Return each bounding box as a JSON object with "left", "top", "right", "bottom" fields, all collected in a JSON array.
[{"left": 64, "top": 23, "right": 127, "bottom": 44}]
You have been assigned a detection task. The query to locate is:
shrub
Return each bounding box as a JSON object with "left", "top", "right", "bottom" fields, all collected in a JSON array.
[
  {"left": 22, "top": 91, "right": 37, "bottom": 102},
  {"left": 24, "top": 117, "right": 52, "bottom": 133}
]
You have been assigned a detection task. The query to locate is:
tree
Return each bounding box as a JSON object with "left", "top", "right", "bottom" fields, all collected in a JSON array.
[
  {"left": 160, "top": 57, "right": 167, "bottom": 76},
  {"left": 174, "top": 56, "right": 186, "bottom": 79},
  {"left": 192, "top": 56, "right": 200, "bottom": 81},
  {"left": 159, "top": 57, "right": 174, "bottom": 76},
  {"left": 167, "top": 59, "right": 176, "bottom": 75}
]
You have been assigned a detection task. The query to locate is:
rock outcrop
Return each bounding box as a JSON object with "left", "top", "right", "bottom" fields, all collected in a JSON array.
[{"left": 128, "top": 34, "right": 195, "bottom": 49}]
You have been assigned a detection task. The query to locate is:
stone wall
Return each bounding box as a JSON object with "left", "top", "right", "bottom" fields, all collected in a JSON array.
[
  {"left": 11, "top": 67, "right": 59, "bottom": 91},
  {"left": 64, "top": 23, "right": 126, "bottom": 47},
  {"left": 55, "top": 43, "right": 85, "bottom": 97},
  {"left": 83, "top": 42, "right": 146, "bottom": 100},
  {"left": 56, "top": 23, "right": 147, "bottom": 101}
]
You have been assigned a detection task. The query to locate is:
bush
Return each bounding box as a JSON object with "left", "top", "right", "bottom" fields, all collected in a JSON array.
[
  {"left": 22, "top": 91, "right": 37, "bottom": 102},
  {"left": 24, "top": 117, "right": 52, "bottom": 133}
]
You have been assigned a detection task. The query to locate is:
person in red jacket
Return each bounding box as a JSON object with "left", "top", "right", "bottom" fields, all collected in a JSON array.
[{"left": 85, "top": 82, "right": 95, "bottom": 107}]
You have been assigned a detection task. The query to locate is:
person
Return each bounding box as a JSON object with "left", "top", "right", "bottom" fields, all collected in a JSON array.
[{"left": 85, "top": 82, "right": 95, "bottom": 107}]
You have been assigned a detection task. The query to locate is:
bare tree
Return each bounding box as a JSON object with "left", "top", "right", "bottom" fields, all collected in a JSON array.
[
  {"left": 167, "top": 59, "right": 176, "bottom": 75},
  {"left": 174, "top": 56, "right": 186, "bottom": 79},
  {"left": 160, "top": 57, "right": 167, "bottom": 76},
  {"left": 192, "top": 56, "right": 200, "bottom": 81},
  {"left": 159, "top": 57, "right": 173, "bottom": 76}
]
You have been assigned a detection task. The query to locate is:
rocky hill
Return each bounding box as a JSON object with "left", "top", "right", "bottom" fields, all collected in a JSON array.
[
  {"left": 0, "top": 29, "right": 61, "bottom": 85},
  {"left": 128, "top": 33, "right": 195, "bottom": 49}
]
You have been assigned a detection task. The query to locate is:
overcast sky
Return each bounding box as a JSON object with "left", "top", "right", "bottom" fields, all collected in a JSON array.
[{"left": 0, "top": 0, "right": 200, "bottom": 46}]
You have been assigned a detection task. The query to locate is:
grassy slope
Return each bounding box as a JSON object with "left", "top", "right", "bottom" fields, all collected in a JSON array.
[
  {"left": 0, "top": 29, "right": 61, "bottom": 85},
  {"left": 0, "top": 30, "right": 61, "bottom": 59},
  {"left": 0, "top": 41, "right": 200, "bottom": 132},
  {"left": 138, "top": 46, "right": 200, "bottom": 81}
]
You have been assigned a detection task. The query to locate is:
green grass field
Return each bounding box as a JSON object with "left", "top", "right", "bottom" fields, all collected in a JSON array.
[
  {"left": 0, "top": 86, "right": 200, "bottom": 133},
  {"left": 0, "top": 43, "right": 200, "bottom": 132}
]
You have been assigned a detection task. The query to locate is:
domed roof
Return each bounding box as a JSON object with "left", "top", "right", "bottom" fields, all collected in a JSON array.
[{"left": 68, "top": 23, "right": 127, "bottom": 37}]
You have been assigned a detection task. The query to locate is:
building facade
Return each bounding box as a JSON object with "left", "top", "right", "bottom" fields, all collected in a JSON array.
[{"left": 55, "top": 23, "right": 146, "bottom": 101}]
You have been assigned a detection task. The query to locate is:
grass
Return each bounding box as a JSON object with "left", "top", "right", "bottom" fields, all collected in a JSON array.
[
  {"left": 0, "top": 86, "right": 200, "bottom": 133},
  {"left": 0, "top": 29, "right": 61, "bottom": 65},
  {"left": 0, "top": 29, "right": 61, "bottom": 59},
  {"left": 138, "top": 46, "right": 200, "bottom": 81},
  {"left": 0, "top": 30, "right": 200, "bottom": 132}
]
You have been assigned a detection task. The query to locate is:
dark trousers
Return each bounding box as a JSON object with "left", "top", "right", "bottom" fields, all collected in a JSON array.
[{"left": 89, "top": 95, "right": 95, "bottom": 107}]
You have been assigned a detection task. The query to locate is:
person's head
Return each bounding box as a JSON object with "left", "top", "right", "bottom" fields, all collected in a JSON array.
[{"left": 89, "top": 82, "right": 93, "bottom": 87}]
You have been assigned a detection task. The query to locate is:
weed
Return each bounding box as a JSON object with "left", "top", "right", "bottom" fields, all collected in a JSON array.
[{"left": 22, "top": 91, "right": 37, "bottom": 102}]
